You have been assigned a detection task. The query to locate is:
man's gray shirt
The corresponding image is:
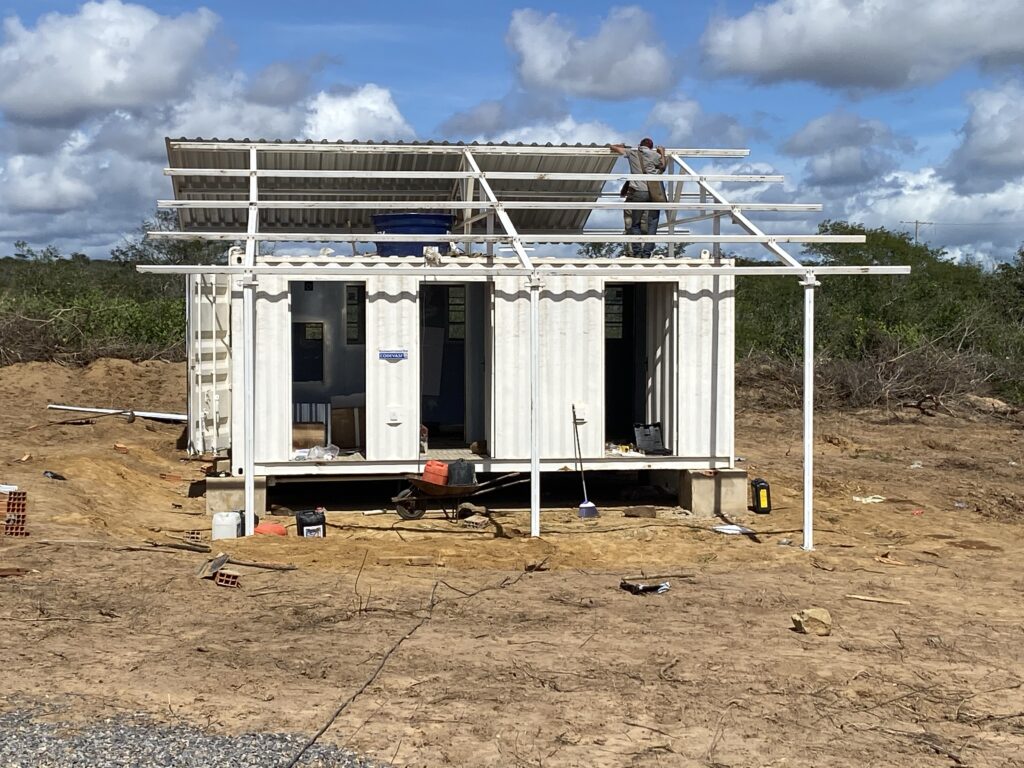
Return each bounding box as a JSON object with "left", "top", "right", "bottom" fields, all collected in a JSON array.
[{"left": 624, "top": 146, "right": 664, "bottom": 195}]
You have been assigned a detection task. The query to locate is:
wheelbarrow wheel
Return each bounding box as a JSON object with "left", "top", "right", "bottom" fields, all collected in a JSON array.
[
  {"left": 395, "top": 500, "right": 426, "bottom": 520},
  {"left": 394, "top": 489, "right": 426, "bottom": 520}
]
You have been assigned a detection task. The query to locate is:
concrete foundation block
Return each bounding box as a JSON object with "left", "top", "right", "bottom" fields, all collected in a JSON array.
[
  {"left": 205, "top": 475, "right": 267, "bottom": 516},
  {"left": 679, "top": 469, "right": 748, "bottom": 518}
]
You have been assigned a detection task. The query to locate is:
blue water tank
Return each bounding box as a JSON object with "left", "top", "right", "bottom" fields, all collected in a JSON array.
[{"left": 372, "top": 213, "right": 454, "bottom": 257}]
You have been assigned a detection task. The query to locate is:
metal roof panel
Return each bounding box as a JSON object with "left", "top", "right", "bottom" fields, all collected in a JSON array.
[{"left": 166, "top": 139, "right": 620, "bottom": 234}]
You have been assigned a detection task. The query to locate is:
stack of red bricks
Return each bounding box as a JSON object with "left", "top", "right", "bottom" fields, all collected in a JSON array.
[{"left": 3, "top": 491, "right": 29, "bottom": 537}]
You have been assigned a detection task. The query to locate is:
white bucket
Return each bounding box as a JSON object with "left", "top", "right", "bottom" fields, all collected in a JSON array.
[{"left": 212, "top": 511, "right": 241, "bottom": 540}]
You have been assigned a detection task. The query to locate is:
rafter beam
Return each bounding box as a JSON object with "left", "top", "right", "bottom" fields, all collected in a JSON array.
[
  {"left": 163, "top": 168, "right": 784, "bottom": 183},
  {"left": 671, "top": 153, "right": 804, "bottom": 268},
  {"left": 462, "top": 148, "right": 532, "bottom": 269}
]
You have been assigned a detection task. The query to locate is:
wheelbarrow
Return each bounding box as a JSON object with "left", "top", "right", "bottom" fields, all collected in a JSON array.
[{"left": 392, "top": 472, "right": 529, "bottom": 520}]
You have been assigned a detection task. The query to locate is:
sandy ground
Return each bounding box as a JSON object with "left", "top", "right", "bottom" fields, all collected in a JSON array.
[{"left": 1, "top": 359, "right": 1023, "bottom": 767}]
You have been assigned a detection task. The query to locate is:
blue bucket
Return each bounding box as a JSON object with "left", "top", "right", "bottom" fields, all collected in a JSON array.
[{"left": 372, "top": 213, "right": 454, "bottom": 257}]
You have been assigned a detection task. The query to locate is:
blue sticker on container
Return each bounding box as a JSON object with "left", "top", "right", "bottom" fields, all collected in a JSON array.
[{"left": 378, "top": 349, "right": 408, "bottom": 361}]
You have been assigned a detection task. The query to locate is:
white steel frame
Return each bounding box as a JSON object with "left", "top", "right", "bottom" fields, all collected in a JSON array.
[{"left": 143, "top": 141, "right": 911, "bottom": 550}]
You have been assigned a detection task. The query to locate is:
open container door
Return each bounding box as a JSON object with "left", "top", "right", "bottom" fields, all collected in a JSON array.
[
  {"left": 186, "top": 274, "right": 232, "bottom": 455},
  {"left": 645, "top": 282, "right": 678, "bottom": 454}
]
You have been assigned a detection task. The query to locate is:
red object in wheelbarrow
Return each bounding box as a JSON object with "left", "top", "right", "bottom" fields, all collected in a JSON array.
[{"left": 391, "top": 472, "right": 529, "bottom": 520}]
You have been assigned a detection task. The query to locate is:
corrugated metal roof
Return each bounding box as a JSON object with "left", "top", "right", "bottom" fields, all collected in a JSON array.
[{"left": 166, "top": 139, "right": 620, "bottom": 235}]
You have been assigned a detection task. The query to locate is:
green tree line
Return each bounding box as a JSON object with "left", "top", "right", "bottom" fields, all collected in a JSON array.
[
  {"left": 734, "top": 221, "right": 1024, "bottom": 404},
  {"left": 0, "top": 211, "right": 222, "bottom": 365}
]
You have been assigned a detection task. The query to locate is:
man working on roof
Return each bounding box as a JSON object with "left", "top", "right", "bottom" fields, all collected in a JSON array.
[{"left": 610, "top": 138, "right": 667, "bottom": 257}]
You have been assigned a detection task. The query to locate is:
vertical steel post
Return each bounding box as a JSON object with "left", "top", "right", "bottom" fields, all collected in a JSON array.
[
  {"left": 464, "top": 174, "right": 475, "bottom": 257},
  {"left": 460, "top": 148, "right": 540, "bottom": 535},
  {"left": 529, "top": 276, "right": 541, "bottom": 537},
  {"left": 802, "top": 272, "right": 818, "bottom": 551},
  {"left": 242, "top": 147, "right": 258, "bottom": 537},
  {"left": 667, "top": 158, "right": 677, "bottom": 259},
  {"left": 713, "top": 213, "right": 721, "bottom": 261}
]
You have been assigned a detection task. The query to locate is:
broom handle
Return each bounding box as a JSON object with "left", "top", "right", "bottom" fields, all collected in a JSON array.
[{"left": 572, "top": 405, "right": 588, "bottom": 501}]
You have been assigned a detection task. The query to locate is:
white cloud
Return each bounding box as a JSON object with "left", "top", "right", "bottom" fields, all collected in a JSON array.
[
  {"left": 701, "top": 0, "right": 1024, "bottom": 89},
  {"left": 1, "top": 152, "right": 96, "bottom": 213},
  {"left": 508, "top": 7, "right": 675, "bottom": 99},
  {"left": 802, "top": 146, "right": 899, "bottom": 188},
  {"left": 781, "top": 110, "right": 912, "bottom": 188},
  {"left": 438, "top": 91, "right": 567, "bottom": 138},
  {"left": 943, "top": 81, "right": 1024, "bottom": 194},
  {"left": 1, "top": 75, "right": 418, "bottom": 254},
  {"left": 0, "top": 1, "right": 218, "bottom": 126},
  {"left": 647, "top": 99, "right": 700, "bottom": 140},
  {"left": 484, "top": 115, "right": 618, "bottom": 146},
  {"left": 166, "top": 74, "right": 307, "bottom": 140},
  {"left": 677, "top": 158, "right": 1023, "bottom": 265},
  {"left": 90, "top": 77, "right": 417, "bottom": 149},
  {"left": 844, "top": 167, "right": 1024, "bottom": 262},
  {"left": 648, "top": 98, "right": 746, "bottom": 147},
  {"left": 0, "top": 3, "right": 417, "bottom": 256},
  {"left": 304, "top": 85, "right": 415, "bottom": 141},
  {"left": 783, "top": 111, "right": 908, "bottom": 156},
  {"left": 246, "top": 61, "right": 320, "bottom": 107}
]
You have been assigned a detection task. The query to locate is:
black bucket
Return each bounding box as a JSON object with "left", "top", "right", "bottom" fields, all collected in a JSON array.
[
  {"left": 295, "top": 507, "right": 327, "bottom": 537},
  {"left": 447, "top": 458, "right": 476, "bottom": 486}
]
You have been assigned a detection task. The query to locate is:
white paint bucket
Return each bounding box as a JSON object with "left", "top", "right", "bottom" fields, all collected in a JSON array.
[{"left": 212, "top": 511, "right": 241, "bottom": 540}]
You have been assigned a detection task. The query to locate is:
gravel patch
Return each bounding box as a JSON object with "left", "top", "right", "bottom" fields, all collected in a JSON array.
[{"left": 0, "top": 709, "right": 390, "bottom": 768}]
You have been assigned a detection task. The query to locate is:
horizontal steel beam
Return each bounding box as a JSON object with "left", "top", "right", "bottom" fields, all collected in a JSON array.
[
  {"left": 136, "top": 263, "right": 910, "bottom": 277},
  {"left": 167, "top": 141, "right": 751, "bottom": 158},
  {"left": 147, "top": 231, "right": 866, "bottom": 244},
  {"left": 163, "top": 168, "right": 784, "bottom": 183},
  {"left": 157, "top": 199, "right": 823, "bottom": 212}
]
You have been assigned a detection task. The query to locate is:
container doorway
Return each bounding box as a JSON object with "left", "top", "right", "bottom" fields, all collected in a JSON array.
[
  {"left": 604, "top": 283, "right": 648, "bottom": 443},
  {"left": 420, "top": 283, "right": 488, "bottom": 455},
  {"left": 289, "top": 280, "right": 367, "bottom": 458}
]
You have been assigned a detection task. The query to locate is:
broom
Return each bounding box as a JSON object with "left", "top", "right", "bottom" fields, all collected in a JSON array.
[{"left": 572, "top": 404, "right": 598, "bottom": 518}]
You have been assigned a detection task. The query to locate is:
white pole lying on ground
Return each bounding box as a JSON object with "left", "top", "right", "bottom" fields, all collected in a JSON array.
[
  {"left": 802, "top": 272, "right": 819, "bottom": 551},
  {"left": 47, "top": 404, "right": 187, "bottom": 422}
]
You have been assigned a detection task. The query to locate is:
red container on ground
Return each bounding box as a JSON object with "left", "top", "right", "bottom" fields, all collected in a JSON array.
[{"left": 422, "top": 460, "right": 449, "bottom": 486}]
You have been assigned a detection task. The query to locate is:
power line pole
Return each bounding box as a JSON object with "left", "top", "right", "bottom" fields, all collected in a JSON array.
[{"left": 899, "top": 220, "right": 935, "bottom": 245}]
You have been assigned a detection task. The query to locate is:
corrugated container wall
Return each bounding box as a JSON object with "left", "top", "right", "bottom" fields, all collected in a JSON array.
[
  {"left": 364, "top": 275, "right": 421, "bottom": 460},
  {"left": 676, "top": 274, "right": 735, "bottom": 461},
  {"left": 490, "top": 275, "right": 605, "bottom": 460},
  {"left": 231, "top": 271, "right": 734, "bottom": 467}
]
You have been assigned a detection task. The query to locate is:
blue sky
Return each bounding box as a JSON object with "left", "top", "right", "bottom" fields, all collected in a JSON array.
[{"left": 1, "top": 0, "right": 1022, "bottom": 263}]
